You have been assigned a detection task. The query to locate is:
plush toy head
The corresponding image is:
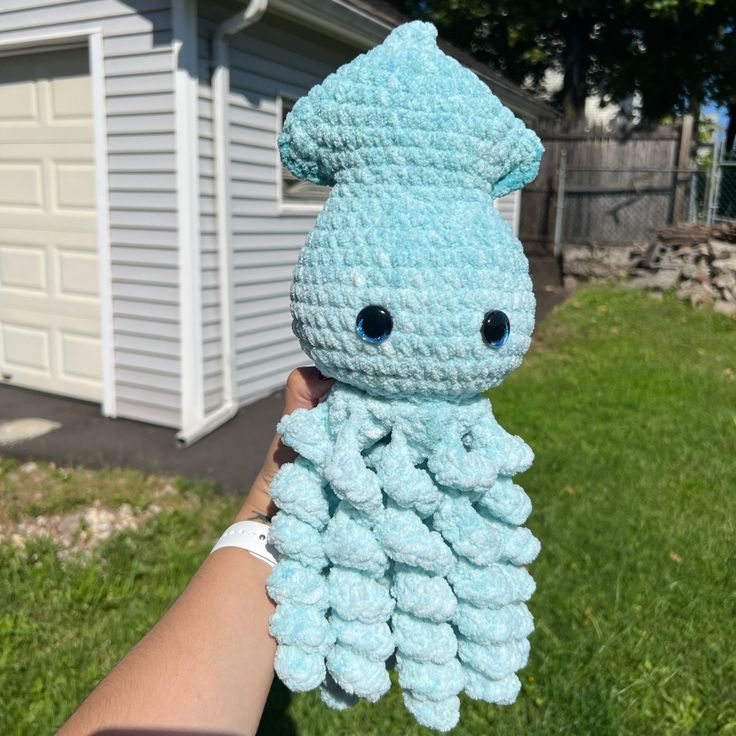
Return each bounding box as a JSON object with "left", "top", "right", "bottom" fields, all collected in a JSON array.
[{"left": 280, "top": 22, "right": 543, "bottom": 400}]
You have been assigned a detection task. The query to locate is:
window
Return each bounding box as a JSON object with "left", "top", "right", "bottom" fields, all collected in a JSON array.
[{"left": 279, "top": 97, "right": 330, "bottom": 206}]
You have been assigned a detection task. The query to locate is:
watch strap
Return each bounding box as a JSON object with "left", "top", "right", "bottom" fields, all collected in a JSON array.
[{"left": 210, "top": 520, "right": 279, "bottom": 567}]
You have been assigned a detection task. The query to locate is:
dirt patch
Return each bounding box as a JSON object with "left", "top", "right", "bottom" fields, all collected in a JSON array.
[
  {"left": 1, "top": 500, "right": 162, "bottom": 554},
  {"left": 0, "top": 458, "right": 208, "bottom": 555}
]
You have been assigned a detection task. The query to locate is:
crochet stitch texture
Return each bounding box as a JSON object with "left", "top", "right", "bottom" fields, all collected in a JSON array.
[{"left": 266, "top": 20, "right": 543, "bottom": 731}]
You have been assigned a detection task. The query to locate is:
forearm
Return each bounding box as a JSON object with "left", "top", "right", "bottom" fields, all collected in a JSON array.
[
  {"left": 59, "top": 369, "right": 333, "bottom": 736},
  {"left": 58, "top": 542, "right": 275, "bottom": 736}
]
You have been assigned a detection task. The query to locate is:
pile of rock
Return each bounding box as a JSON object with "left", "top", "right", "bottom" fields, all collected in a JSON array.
[{"left": 627, "top": 222, "right": 736, "bottom": 316}]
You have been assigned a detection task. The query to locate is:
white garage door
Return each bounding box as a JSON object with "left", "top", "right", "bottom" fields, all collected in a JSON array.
[{"left": 0, "top": 46, "right": 102, "bottom": 402}]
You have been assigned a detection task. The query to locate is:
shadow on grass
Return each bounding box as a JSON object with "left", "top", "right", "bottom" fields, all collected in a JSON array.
[
  {"left": 257, "top": 677, "right": 296, "bottom": 736},
  {"left": 87, "top": 679, "right": 295, "bottom": 736}
]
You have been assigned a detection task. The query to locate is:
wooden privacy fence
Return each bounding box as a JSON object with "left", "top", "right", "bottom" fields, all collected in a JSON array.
[{"left": 520, "top": 119, "right": 695, "bottom": 256}]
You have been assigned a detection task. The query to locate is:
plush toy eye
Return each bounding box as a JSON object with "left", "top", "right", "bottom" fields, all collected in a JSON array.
[
  {"left": 481, "top": 310, "right": 510, "bottom": 348},
  {"left": 356, "top": 305, "right": 393, "bottom": 344}
]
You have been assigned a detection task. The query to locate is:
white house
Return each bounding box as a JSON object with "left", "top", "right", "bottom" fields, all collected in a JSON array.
[{"left": 0, "top": 0, "right": 554, "bottom": 444}]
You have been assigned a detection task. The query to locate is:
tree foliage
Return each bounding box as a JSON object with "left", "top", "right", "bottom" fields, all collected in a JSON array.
[{"left": 389, "top": 0, "right": 736, "bottom": 126}]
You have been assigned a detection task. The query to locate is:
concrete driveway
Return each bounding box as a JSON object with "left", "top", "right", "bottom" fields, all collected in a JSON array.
[{"left": 0, "top": 256, "right": 566, "bottom": 494}]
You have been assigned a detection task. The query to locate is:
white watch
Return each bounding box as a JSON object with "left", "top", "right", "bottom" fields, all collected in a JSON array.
[{"left": 210, "top": 520, "right": 279, "bottom": 567}]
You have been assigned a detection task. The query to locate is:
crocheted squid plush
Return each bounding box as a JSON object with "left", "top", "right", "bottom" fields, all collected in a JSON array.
[{"left": 265, "top": 21, "right": 543, "bottom": 732}]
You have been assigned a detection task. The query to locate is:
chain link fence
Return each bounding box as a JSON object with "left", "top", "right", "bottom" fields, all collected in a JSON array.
[
  {"left": 550, "top": 160, "right": 704, "bottom": 254},
  {"left": 541, "top": 160, "right": 736, "bottom": 256},
  {"left": 709, "top": 160, "right": 736, "bottom": 224}
]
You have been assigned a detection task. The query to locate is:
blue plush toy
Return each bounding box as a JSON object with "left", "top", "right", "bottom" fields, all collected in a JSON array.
[{"left": 265, "top": 21, "right": 543, "bottom": 732}]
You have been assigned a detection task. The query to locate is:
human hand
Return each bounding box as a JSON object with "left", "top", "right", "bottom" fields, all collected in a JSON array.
[{"left": 235, "top": 367, "right": 334, "bottom": 523}]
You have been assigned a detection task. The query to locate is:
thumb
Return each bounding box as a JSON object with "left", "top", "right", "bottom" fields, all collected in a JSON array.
[{"left": 283, "top": 367, "right": 334, "bottom": 415}]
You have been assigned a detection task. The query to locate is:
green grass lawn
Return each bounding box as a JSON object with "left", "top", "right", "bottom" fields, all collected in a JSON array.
[{"left": 1, "top": 285, "right": 734, "bottom": 735}]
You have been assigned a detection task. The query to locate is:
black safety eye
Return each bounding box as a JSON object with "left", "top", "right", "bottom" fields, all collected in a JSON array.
[
  {"left": 481, "top": 310, "right": 510, "bottom": 348},
  {"left": 356, "top": 305, "right": 393, "bottom": 344}
]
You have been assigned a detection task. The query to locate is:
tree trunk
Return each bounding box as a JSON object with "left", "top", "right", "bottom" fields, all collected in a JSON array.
[
  {"left": 561, "top": 13, "right": 590, "bottom": 123},
  {"left": 727, "top": 102, "right": 736, "bottom": 155}
]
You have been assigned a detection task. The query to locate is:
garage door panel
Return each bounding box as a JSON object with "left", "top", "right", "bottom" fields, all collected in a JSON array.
[
  {"left": 0, "top": 243, "right": 46, "bottom": 292},
  {"left": 0, "top": 226, "right": 94, "bottom": 247},
  {"left": 0, "top": 296, "right": 100, "bottom": 330},
  {"left": 0, "top": 47, "right": 101, "bottom": 402},
  {"left": 54, "top": 162, "right": 96, "bottom": 211},
  {"left": 0, "top": 211, "right": 96, "bottom": 233},
  {"left": 0, "top": 78, "right": 38, "bottom": 124},
  {"left": 57, "top": 249, "right": 99, "bottom": 299},
  {"left": 0, "top": 124, "right": 93, "bottom": 143},
  {"left": 1, "top": 321, "right": 51, "bottom": 374},
  {"left": 51, "top": 78, "right": 93, "bottom": 122},
  {"left": 0, "top": 162, "right": 43, "bottom": 210},
  {"left": 59, "top": 331, "right": 102, "bottom": 383}
]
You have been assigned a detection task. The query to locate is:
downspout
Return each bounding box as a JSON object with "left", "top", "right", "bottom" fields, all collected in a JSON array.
[{"left": 176, "top": 0, "right": 269, "bottom": 447}]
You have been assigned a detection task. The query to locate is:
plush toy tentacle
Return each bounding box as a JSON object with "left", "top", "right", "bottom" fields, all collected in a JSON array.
[
  {"left": 456, "top": 637, "right": 531, "bottom": 683},
  {"left": 269, "top": 602, "right": 336, "bottom": 653},
  {"left": 322, "top": 505, "right": 394, "bottom": 704},
  {"left": 326, "top": 644, "right": 392, "bottom": 702},
  {"left": 444, "top": 462, "right": 539, "bottom": 707},
  {"left": 324, "top": 566, "right": 393, "bottom": 701},
  {"left": 324, "top": 611, "right": 393, "bottom": 703},
  {"left": 478, "top": 513, "right": 541, "bottom": 566},
  {"left": 453, "top": 601, "right": 534, "bottom": 645},
  {"left": 268, "top": 511, "right": 328, "bottom": 569},
  {"left": 374, "top": 503, "right": 454, "bottom": 576},
  {"left": 391, "top": 596, "right": 465, "bottom": 731},
  {"left": 447, "top": 558, "right": 536, "bottom": 609},
  {"left": 427, "top": 432, "right": 499, "bottom": 492},
  {"left": 276, "top": 401, "right": 332, "bottom": 468},
  {"left": 270, "top": 457, "right": 331, "bottom": 529},
  {"left": 396, "top": 651, "right": 465, "bottom": 732},
  {"left": 469, "top": 410, "right": 535, "bottom": 477},
  {"left": 390, "top": 563, "right": 458, "bottom": 622},
  {"left": 320, "top": 673, "right": 359, "bottom": 711},
  {"left": 372, "top": 430, "right": 442, "bottom": 517},
  {"left": 274, "top": 644, "right": 327, "bottom": 692},
  {"left": 267, "top": 509, "right": 330, "bottom": 690},
  {"left": 476, "top": 476, "right": 532, "bottom": 526},
  {"left": 324, "top": 420, "right": 384, "bottom": 517},
  {"left": 432, "top": 492, "right": 503, "bottom": 565},
  {"left": 322, "top": 502, "right": 389, "bottom": 578}
]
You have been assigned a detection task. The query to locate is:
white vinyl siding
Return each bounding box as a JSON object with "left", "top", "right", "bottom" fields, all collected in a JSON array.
[
  {"left": 0, "top": 0, "right": 181, "bottom": 427},
  {"left": 197, "top": 5, "right": 360, "bottom": 408},
  {"left": 228, "top": 17, "right": 360, "bottom": 404}
]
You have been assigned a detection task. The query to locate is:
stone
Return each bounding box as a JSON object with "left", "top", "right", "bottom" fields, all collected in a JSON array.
[
  {"left": 681, "top": 263, "right": 710, "bottom": 280},
  {"left": 714, "top": 273, "right": 736, "bottom": 290},
  {"left": 709, "top": 239, "right": 736, "bottom": 259},
  {"left": 713, "top": 258, "right": 736, "bottom": 273},
  {"left": 714, "top": 300, "right": 736, "bottom": 316},
  {"left": 691, "top": 284, "right": 717, "bottom": 307},
  {"left": 562, "top": 243, "right": 639, "bottom": 282},
  {"left": 627, "top": 266, "right": 680, "bottom": 291}
]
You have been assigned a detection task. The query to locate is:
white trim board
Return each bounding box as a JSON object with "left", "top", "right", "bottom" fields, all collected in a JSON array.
[
  {"left": 0, "top": 27, "right": 116, "bottom": 418},
  {"left": 173, "top": 0, "right": 204, "bottom": 432}
]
